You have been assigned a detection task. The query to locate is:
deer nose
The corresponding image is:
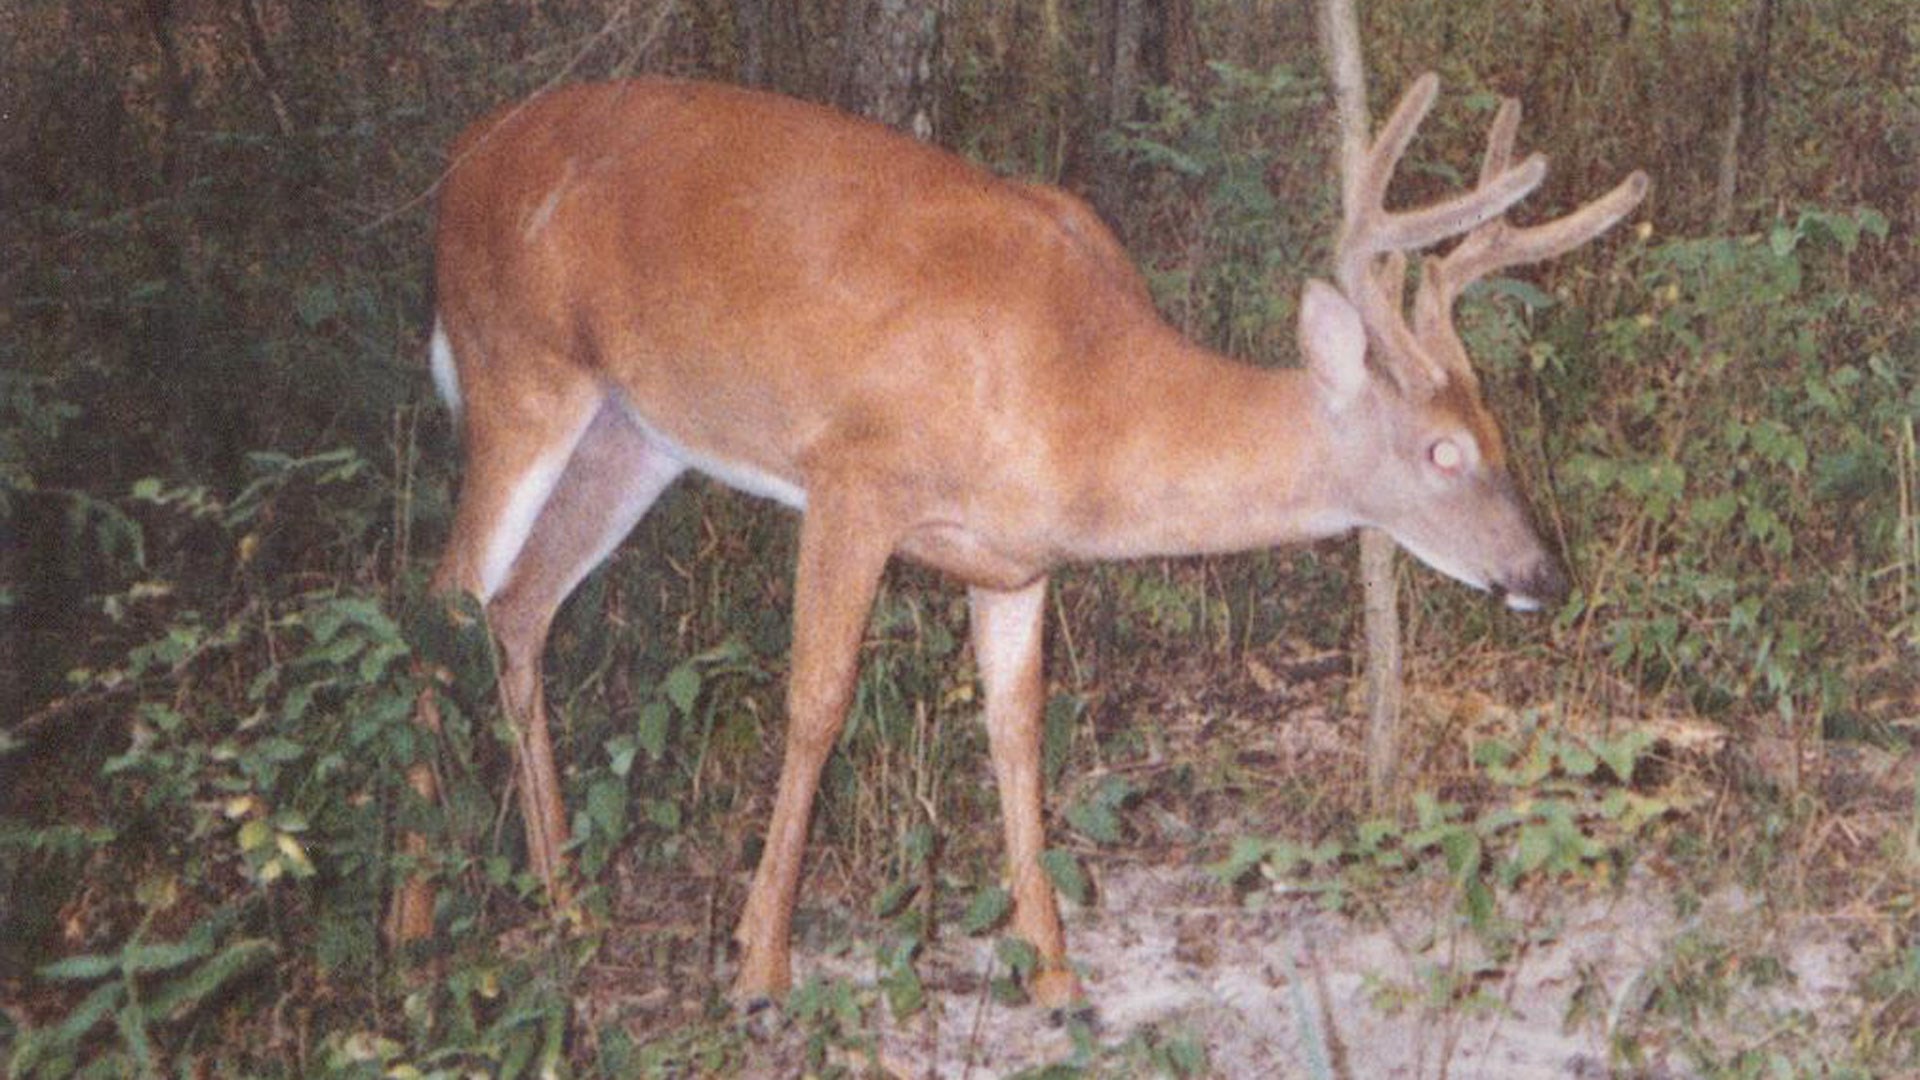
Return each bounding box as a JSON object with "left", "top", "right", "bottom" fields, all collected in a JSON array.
[{"left": 1501, "top": 554, "right": 1567, "bottom": 612}]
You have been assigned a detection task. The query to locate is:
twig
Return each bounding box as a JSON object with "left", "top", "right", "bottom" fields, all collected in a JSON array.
[
  {"left": 10, "top": 599, "right": 259, "bottom": 746},
  {"left": 355, "top": 0, "right": 675, "bottom": 236}
]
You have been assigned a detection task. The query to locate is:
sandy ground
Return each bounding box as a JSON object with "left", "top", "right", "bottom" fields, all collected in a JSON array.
[
  {"left": 581, "top": 652, "right": 1879, "bottom": 1077},
  {"left": 582, "top": 853, "right": 1863, "bottom": 1077},
  {"left": 765, "top": 861, "right": 1859, "bottom": 1078}
]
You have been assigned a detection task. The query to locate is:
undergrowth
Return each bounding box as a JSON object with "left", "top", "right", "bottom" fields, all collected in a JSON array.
[{"left": 4, "top": 36, "right": 1917, "bottom": 1080}]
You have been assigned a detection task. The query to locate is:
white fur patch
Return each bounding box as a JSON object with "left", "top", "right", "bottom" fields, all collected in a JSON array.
[
  {"left": 429, "top": 319, "right": 462, "bottom": 420},
  {"left": 478, "top": 452, "right": 569, "bottom": 601}
]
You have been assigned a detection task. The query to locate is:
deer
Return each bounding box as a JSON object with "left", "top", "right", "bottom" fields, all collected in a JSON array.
[{"left": 391, "top": 27, "right": 1647, "bottom": 1011}]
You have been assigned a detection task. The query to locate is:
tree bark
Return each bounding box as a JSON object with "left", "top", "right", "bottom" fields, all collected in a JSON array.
[
  {"left": 837, "top": 0, "right": 943, "bottom": 139},
  {"left": 1319, "top": 0, "right": 1406, "bottom": 814},
  {"left": 1713, "top": 0, "right": 1776, "bottom": 229},
  {"left": 1360, "top": 528, "right": 1402, "bottom": 810},
  {"left": 1078, "top": 0, "right": 1196, "bottom": 233}
]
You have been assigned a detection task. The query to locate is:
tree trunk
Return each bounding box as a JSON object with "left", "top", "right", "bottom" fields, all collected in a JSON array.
[
  {"left": 837, "top": 0, "right": 943, "bottom": 139},
  {"left": 1319, "top": 0, "right": 1406, "bottom": 815},
  {"left": 1360, "top": 528, "right": 1402, "bottom": 810},
  {"left": 735, "top": 0, "right": 770, "bottom": 87},
  {"left": 1713, "top": 0, "right": 1776, "bottom": 229},
  {"left": 1078, "top": 0, "right": 1196, "bottom": 231}
]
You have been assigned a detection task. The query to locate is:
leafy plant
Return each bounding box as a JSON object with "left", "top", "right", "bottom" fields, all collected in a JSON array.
[
  {"left": 1215, "top": 717, "right": 1668, "bottom": 941},
  {"left": 1558, "top": 204, "right": 1909, "bottom": 727}
]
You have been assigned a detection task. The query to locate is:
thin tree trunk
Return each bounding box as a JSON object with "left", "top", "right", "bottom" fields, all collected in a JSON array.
[
  {"left": 1081, "top": 0, "right": 1194, "bottom": 231},
  {"left": 1713, "top": 0, "right": 1776, "bottom": 229},
  {"left": 1319, "top": 0, "right": 1406, "bottom": 814},
  {"left": 1360, "top": 529, "right": 1402, "bottom": 810}
]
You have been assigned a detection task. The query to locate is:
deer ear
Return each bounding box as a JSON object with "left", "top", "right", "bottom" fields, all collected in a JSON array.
[{"left": 1299, "top": 279, "right": 1369, "bottom": 412}]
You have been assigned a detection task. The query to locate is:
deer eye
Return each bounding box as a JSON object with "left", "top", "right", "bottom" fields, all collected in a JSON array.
[{"left": 1429, "top": 438, "right": 1465, "bottom": 473}]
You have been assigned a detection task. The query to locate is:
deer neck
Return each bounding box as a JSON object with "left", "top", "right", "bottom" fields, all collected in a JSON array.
[{"left": 1061, "top": 336, "right": 1356, "bottom": 562}]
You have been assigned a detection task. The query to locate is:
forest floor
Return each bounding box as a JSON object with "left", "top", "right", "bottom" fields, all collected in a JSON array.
[{"left": 565, "top": 643, "right": 1900, "bottom": 1078}]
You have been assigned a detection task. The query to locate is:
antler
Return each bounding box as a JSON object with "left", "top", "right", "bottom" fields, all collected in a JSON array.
[
  {"left": 1319, "top": 0, "right": 1650, "bottom": 392},
  {"left": 1411, "top": 102, "right": 1652, "bottom": 386}
]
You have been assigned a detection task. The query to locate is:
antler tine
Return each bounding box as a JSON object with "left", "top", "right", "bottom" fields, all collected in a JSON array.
[
  {"left": 1373, "top": 156, "right": 1546, "bottom": 256},
  {"left": 1354, "top": 73, "right": 1439, "bottom": 218},
  {"left": 1424, "top": 169, "right": 1651, "bottom": 317},
  {"left": 1375, "top": 250, "right": 1408, "bottom": 315},
  {"left": 1480, "top": 98, "right": 1522, "bottom": 184},
  {"left": 1337, "top": 75, "right": 1549, "bottom": 297}
]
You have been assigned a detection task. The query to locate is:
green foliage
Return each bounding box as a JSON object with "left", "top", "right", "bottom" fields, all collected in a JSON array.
[
  {"left": 786, "top": 975, "right": 874, "bottom": 1073},
  {"left": 1215, "top": 717, "right": 1666, "bottom": 941},
  {"left": 1063, "top": 773, "right": 1136, "bottom": 846},
  {"left": 584, "top": 637, "right": 761, "bottom": 880},
  {"left": 10, "top": 907, "right": 273, "bottom": 1080},
  {"left": 1110, "top": 61, "right": 1326, "bottom": 359},
  {"left": 1606, "top": 924, "right": 1858, "bottom": 1079},
  {"left": 1558, "top": 204, "right": 1914, "bottom": 720},
  {"left": 0, "top": 448, "right": 435, "bottom": 1075},
  {"left": 5, "top": 1, "right": 1918, "bottom": 1074},
  {"left": 1002, "top": 1014, "right": 1213, "bottom": 1080}
]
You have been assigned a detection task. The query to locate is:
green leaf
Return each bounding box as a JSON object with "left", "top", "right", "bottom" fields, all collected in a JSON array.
[
  {"left": 117, "top": 998, "right": 156, "bottom": 1073},
  {"left": 238, "top": 819, "right": 273, "bottom": 852},
  {"left": 1208, "top": 834, "right": 1274, "bottom": 884},
  {"left": 900, "top": 822, "right": 936, "bottom": 869},
  {"left": 606, "top": 734, "right": 638, "bottom": 778},
  {"left": 643, "top": 798, "right": 681, "bottom": 831},
  {"left": 1768, "top": 223, "right": 1799, "bottom": 258},
  {"left": 636, "top": 700, "right": 671, "bottom": 763},
  {"left": 585, "top": 775, "right": 626, "bottom": 839},
  {"left": 1064, "top": 775, "right": 1133, "bottom": 844},
  {"left": 960, "top": 886, "right": 1012, "bottom": 934},
  {"left": 1470, "top": 739, "right": 1516, "bottom": 769},
  {"left": 147, "top": 938, "right": 275, "bottom": 1020},
  {"left": 1065, "top": 798, "right": 1120, "bottom": 844},
  {"left": 52, "top": 979, "right": 125, "bottom": 1047},
  {"left": 122, "top": 933, "right": 214, "bottom": 975},
  {"left": 1558, "top": 741, "right": 1599, "bottom": 778},
  {"left": 1440, "top": 828, "right": 1482, "bottom": 882},
  {"left": 1595, "top": 731, "right": 1654, "bottom": 782},
  {"left": 995, "top": 936, "right": 1040, "bottom": 979},
  {"left": 1513, "top": 822, "right": 1556, "bottom": 878},
  {"left": 1163, "top": 1032, "right": 1210, "bottom": 1076},
  {"left": 662, "top": 664, "right": 702, "bottom": 718},
  {"left": 37, "top": 952, "right": 122, "bottom": 982},
  {"left": 880, "top": 947, "right": 925, "bottom": 1019},
  {"left": 1480, "top": 277, "right": 1556, "bottom": 311},
  {"left": 1356, "top": 818, "right": 1399, "bottom": 850},
  {"left": 1461, "top": 877, "right": 1496, "bottom": 934},
  {"left": 873, "top": 879, "right": 920, "bottom": 920},
  {"left": 1040, "top": 849, "right": 1090, "bottom": 906}
]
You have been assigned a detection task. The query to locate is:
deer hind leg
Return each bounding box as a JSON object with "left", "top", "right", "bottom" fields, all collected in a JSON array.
[
  {"left": 391, "top": 346, "right": 673, "bottom": 939},
  {"left": 732, "top": 484, "right": 895, "bottom": 1005},
  {"left": 481, "top": 403, "right": 684, "bottom": 913},
  {"left": 971, "top": 578, "right": 1080, "bottom": 1009}
]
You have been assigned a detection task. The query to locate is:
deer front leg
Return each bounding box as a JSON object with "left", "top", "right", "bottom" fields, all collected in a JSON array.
[
  {"left": 732, "top": 489, "right": 894, "bottom": 1005},
  {"left": 970, "top": 578, "right": 1080, "bottom": 1009}
]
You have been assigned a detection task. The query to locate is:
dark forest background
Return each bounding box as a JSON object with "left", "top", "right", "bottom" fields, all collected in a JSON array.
[{"left": 2, "top": 1, "right": 1916, "bottom": 1075}]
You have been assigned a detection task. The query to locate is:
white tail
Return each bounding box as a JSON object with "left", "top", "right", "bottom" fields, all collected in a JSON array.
[{"left": 392, "top": 65, "right": 1645, "bottom": 1007}]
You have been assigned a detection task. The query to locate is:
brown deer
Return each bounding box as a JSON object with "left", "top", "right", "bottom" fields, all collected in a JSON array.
[{"left": 393, "top": 30, "right": 1647, "bottom": 1009}]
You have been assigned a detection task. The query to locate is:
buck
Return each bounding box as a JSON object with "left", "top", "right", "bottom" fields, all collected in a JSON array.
[{"left": 393, "top": 38, "right": 1647, "bottom": 1009}]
